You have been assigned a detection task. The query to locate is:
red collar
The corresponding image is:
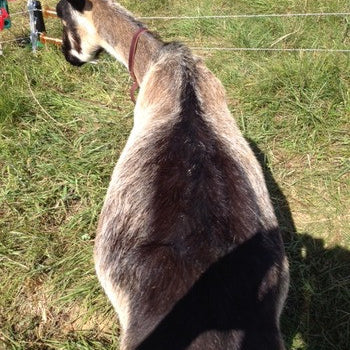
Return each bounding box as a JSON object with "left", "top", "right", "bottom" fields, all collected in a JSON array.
[{"left": 128, "top": 27, "right": 148, "bottom": 103}]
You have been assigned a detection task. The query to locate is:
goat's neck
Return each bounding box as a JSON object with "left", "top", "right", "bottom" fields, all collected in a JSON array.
[{"left": 97, "top": 6, "right": 162, "bottom": 84}]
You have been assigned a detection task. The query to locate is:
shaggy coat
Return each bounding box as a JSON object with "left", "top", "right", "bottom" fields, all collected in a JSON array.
[{"left": 57, "top": 1, "right": 289, "bottom": 349}]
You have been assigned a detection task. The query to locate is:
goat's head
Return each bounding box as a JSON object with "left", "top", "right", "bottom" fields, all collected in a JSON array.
[{"left": 56, "top": 0, "right": 103, "bottom": 66}]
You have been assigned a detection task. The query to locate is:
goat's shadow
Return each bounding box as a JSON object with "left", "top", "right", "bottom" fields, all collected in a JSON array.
[{"left": 249, "top": 140, "right": 350, "bottom": 350}]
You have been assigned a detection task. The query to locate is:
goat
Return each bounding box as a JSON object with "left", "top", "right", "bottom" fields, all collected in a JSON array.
[{"left": 56, "top": 1, "right": 289, "bottom": 349}]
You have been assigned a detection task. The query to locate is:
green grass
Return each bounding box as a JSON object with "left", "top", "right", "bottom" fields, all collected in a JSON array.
[{"left": 1, "top": 0, "right": 349, "bottom": 349}]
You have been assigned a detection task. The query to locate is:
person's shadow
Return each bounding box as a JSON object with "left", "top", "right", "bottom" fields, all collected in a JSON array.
[
  {"left": 131, "top": 139, "right": 350, "bottom": 350},
  {"left": 249, "top": 140, "right": 350, "bottom": 350}
]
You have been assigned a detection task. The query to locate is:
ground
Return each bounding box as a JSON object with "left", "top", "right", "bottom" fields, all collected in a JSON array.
[{"left": 0, "top": 0, "right": 349, "bottom": 349}]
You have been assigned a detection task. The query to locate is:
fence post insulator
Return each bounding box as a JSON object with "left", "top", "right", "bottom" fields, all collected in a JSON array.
[
  {"left": 33, "top": 1, "right": 46, "bottom": 33},
  {"left": 0, "top": 8, "right": 9, "bottom": 31},
  {"left": 0, "top": 0, "right": 11, "bottom": 29}
]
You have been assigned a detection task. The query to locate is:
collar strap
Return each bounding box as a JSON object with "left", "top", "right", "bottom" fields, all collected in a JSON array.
[{"left": 128, "top": 27, "right": 148, "bottom": 103}]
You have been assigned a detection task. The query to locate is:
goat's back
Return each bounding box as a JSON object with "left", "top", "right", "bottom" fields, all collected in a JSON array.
[{"left": 95, "top": 43, "right": 288, "bottom": 350}]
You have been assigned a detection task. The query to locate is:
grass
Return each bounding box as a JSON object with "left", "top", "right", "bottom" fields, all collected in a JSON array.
[{"left": 1, "top": 0, "right": 349, "bottom": 349}]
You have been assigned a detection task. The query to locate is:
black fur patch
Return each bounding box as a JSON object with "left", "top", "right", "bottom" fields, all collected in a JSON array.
[
  {"left": 67, "top": 0, "right": 86, "bottom": 13},
  {"left": 56, "top": 0, "right": 83, "bottom": 63},
  {"left": 149, "top": 57, "right": 261, "bottom": 251}
]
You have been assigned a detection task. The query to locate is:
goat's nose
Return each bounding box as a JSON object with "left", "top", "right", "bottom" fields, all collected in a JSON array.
[{"left": 64, "top": 51, "right": 85, "bottom": 67}]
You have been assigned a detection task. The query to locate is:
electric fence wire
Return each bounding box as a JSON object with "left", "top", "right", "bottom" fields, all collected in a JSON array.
[
  {"left": 191, "top": 47, "right": 350, "bottom": 53},
  {"left": 5, "top": 10, "right": 350, "bottom": 19},
  {"left": 1, "top": 10, "right": 350, "bottom": 52},
  {"left": 0, "top": 37, "right": 28, "bottom": 44},
  {"left": 138, "top": 12, "right": 350, "bottom": 20}
]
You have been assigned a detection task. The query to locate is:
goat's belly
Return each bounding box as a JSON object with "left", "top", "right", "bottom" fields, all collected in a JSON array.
[{"left": 94, "top": 251, "right": 131, "bottom": 331}]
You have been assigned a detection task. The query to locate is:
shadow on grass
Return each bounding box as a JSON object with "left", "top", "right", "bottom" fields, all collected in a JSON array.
[
  {"left": 250, "top": 141, "right": 350, "bottom": 350},
  {"left": 91, "top": 138, "right": 350, "bottom": 350},
  {"left": 135, "top": 140, "right": 350, "bottom": 350},
  {"left": 136, "top": 228, "right": 286, "bottom": 350}
]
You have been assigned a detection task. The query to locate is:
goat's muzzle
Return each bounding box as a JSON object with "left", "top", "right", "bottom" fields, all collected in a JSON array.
[{"left": 62, "top": 49, "right": 85, "bottom": 66}]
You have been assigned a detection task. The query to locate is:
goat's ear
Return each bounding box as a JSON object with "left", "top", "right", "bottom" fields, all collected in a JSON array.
[{"left": 67, "top": 0, "right": 86, "bottom": 12}]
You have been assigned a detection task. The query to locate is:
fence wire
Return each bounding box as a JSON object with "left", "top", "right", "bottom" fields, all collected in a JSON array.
[
  {"left": 1, "top": 9, "right": 349, "bottom": 53},
  {"left": 6, "top": 10, "right": 350, "bottom": 19}
]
